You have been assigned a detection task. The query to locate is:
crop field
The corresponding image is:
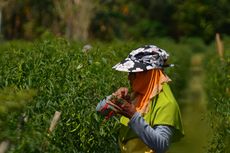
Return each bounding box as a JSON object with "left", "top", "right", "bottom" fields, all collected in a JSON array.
[
  {"left": 203, "top": 38, "right": 230, "bottom": 153},
  {"left": 0, "top": 37, "right": 229, "bottom": 153}
]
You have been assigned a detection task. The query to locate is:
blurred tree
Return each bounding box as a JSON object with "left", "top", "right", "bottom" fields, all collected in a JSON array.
[
  {"left": 110, "top": 0, "right": 230, "bottom": 42},
  {"left": 2, "top": 0, "right": 55, "bottom": 40},
  {"left": 90, "top": 0, "right": 132, "bottom": 40},
  {"left": 0, "top": 0, "right": 10, "bottom": 38},
  {"left": 0, "top": 0, "right": 230, "bottom": 42},
  {"left": 172, "top": 0, "right": 230, "bottom": 42},
  {"left": 54, "top": 0, "right": 96, "bottom": 41},
  {"left": 125, "top": 0, "right": 174, "bottom": 39}
]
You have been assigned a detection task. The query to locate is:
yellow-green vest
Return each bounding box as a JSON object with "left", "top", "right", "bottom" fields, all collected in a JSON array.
[{"left": 119, "top": 83, "right": 184, "bottom": 153}]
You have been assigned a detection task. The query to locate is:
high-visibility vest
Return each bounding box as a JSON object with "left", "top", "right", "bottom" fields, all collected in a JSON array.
[{"left": 119, "top": 83, "right": 184, "bottom": 153}]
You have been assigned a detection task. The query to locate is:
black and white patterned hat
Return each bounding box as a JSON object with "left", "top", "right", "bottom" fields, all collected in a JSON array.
[{"left": 112, "top": 45, "right": 172, "bottom": 72}]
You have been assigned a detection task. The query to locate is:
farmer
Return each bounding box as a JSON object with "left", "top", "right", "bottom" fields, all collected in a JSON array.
[{"left": 98, "top": 45, "right": 184, "bottom": 153}]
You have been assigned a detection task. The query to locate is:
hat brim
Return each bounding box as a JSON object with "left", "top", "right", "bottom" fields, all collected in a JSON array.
[{"left": 112, "top": 58, "right": 162, "bottom": 72}]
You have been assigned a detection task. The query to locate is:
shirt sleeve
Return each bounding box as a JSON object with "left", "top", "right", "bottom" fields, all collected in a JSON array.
[
  {"left": 96, "top": 95, "right": 112, "bottom": 112},
  {"left": 128, "top": 112, "right": 174, "bottom": 153}
]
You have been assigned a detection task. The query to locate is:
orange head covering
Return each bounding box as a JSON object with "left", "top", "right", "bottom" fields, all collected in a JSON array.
[{"left": 131, "top": 69, "right": 171, "bottom": 113}]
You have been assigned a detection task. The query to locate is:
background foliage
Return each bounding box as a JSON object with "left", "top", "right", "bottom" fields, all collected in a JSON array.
[{"left": 0, "top": 0, "right": 230, "bottom": 42}]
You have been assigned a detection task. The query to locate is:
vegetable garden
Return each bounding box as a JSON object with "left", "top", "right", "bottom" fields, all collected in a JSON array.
[
  {"left": 0, "top": 36, "right": 229, "bottom": 153},
  {"left": 204, "top": 37, "right": 230, "bottom": 153}
]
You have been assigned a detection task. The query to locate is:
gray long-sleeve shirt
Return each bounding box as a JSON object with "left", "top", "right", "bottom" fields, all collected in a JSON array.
[{"left": 128, "top": 112, "right": 174, "bottom": 153}]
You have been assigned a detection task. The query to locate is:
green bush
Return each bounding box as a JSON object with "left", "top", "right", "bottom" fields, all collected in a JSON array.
[
  {"left": 204, "top": 37, "right": 230, "bottom": 153},
  {"left": 0, "top": 38, "right": 192, "bottom": 152}
]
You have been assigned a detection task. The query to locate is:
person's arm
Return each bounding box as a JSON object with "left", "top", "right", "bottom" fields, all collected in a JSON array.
[
  {"left": 106, "top": 88, "right": 175, "bottom": 152},
  {"left": 128, "top": 112, "right": 174, "bottom": 153}
]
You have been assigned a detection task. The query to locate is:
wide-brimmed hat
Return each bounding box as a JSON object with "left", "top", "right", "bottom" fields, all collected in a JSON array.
[{"left": 112, "top": 45, "right": 172, "bottom": 72}]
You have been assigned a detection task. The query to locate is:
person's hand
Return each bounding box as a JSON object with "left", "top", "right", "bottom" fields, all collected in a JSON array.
[
  {"left": 112, "top": 87, "right": 129, "bottom": 99},
  {"left": 107, "top": 98, "right": 136, "bottom": 119},
  {"left": 108, "top": 87, "right": 136, "bottom": 119},
  {"left": 119, "top": 101, "right": 136, "bottom": 119}
]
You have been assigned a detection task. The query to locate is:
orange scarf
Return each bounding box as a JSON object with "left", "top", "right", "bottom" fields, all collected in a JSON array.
[{"left": 132, "top": 69, "right": 171, "bottom": 113}]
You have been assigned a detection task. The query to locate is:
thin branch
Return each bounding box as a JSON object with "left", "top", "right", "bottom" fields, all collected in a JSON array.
[
  {"left": 0, "top": 140, "right": 10, "bottom": 153},
  {"left": 48, "top": 111, "right": 61, "bottom": 133},
  {"left": 215, "top": 33, "right": 224, "bottom": 60}
]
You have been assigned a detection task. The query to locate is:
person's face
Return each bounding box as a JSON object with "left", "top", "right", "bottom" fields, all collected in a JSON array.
[
  {"left": 128, "top": 71, "right": 151, "bottom": 93},
  {"left": 128, "top": 72, "right": 136, "bottom": 87}
]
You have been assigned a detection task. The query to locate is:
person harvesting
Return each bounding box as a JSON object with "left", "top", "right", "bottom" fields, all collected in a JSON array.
[{"left": 97, "top": 45, "right": 184, "bottom": 153}]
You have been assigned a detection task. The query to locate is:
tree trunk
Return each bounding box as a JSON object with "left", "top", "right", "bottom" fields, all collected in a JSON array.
[{"left": 54, "top": 0, "right": 95, "bottom": 41}]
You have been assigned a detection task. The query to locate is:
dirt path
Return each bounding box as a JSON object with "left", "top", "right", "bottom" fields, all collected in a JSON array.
[{"left": 169, "top": 54, "right": 212, "bottom": 153}]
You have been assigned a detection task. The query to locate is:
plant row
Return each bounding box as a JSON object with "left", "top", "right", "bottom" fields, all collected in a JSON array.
[
  {"left": 0, "top": 38, "right": 192, "bottom": 152},
  {"left": 204, "top": 38, "right": 230, "bottom": 153}
]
